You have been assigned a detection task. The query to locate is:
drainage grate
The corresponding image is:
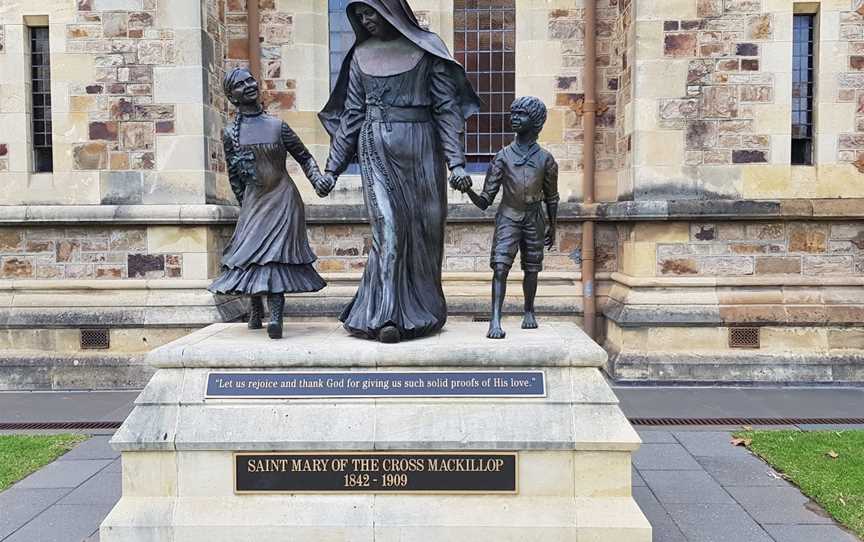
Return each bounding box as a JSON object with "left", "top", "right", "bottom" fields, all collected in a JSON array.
[
  {"left": 0, "top": 421, "right": 122, "bottom": 431},
  {"left": 729, "top": 326, "right": 760, "bottom": 349},
  {"left": 80, "top": 328, "right": 110, "bottom": 350},
  {"left": 472, "top": 316, "right": 491, "bottom": 322},
  {"left": 630, "top": 417, "right": 864, "bottom": 426},
  {"left": 4, "top": 418, "right": 863, "bottom": 432}
]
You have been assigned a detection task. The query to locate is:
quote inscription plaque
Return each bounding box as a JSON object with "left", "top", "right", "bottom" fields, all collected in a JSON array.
[{"left": 208, "top": 371, "right": 545, "bottom": 398}]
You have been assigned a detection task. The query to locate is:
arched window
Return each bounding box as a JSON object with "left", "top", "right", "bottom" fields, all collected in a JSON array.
[{"left": 454, "top": 0, "right": 516, "bottom": 171}]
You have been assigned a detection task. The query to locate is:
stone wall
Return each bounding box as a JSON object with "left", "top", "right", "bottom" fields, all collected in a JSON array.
[
  {"left": 0, "top": 225, "right": 232, "bottom": 280},
  {"left": 629, "top": 0, "right": 864, "bottom": 201},
  {"left": 839, "top": 1, "right": 864, "bottom": 173},
  {"left": 655, "top": 221, "right": 864, "bottom": 277},
  {"left": 0, "top": 0, "right": 217, "bottom": 205},
  {"left": 514, "top": 0, "right": 624, "bottom": 202},
  {"left": 303, "top": 221, "right": 618, "bottom": 274}
]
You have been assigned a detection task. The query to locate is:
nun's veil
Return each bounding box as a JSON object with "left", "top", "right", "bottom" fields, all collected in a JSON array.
[{"left": 318, "top": 0, "right": 480, "bottom": 136}]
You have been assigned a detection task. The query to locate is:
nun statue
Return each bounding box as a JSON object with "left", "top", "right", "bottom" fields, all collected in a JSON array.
[
  {"left": 318, "top": 0, "right": 479, "bottom": 343},
  {"left": 209, "top": 67, "right": 329, "bottom": 339}
]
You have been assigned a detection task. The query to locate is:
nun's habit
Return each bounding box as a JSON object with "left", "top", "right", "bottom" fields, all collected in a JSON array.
[{"left": 320, "top": 0, "right": 480, "bottom": 341}]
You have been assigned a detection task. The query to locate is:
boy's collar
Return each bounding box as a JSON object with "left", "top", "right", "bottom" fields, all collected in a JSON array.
[{"left": 506, "top": 140, "right": 541, "bottom": 166}]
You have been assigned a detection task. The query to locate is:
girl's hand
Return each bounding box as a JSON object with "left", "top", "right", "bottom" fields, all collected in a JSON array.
[{"left": 314, "top": 172, "right": 337, "bottom": 198}]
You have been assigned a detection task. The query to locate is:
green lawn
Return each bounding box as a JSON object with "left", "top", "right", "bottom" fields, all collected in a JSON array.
[
  {"left": 736, "top": 430, "right": 864, "bottom": 539},
  {"left": 0, "top": 434, "right": 87, "bottom": 491}
]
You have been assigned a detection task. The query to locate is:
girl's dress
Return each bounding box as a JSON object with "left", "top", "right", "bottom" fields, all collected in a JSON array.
[{"left": 209, "top": 111, "right": 326, "bottom": 295}]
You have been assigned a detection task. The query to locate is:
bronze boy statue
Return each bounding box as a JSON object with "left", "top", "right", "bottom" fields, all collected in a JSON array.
[{"left": 452, "top": 96, "right": 559, "bottom": 339}]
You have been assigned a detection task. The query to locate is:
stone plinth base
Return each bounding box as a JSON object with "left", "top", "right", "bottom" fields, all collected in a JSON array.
[{"left": 101, "top": 322, "right": 650, "bottom": 542}]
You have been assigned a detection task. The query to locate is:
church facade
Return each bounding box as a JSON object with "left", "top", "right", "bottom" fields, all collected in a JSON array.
[{"left": 0, "top": 0, "right": 862, "bottom": 387}]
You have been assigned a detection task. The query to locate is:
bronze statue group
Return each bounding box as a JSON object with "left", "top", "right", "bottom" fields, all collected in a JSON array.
[{"left": 209, "top": 0, "right": 559, "bottom": 342}]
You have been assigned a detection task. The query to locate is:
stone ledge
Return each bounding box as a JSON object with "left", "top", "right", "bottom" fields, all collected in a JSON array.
[
  {"left": 101, "top": 495, "right": 651, "bottom": 540},
  {"left": 1, "top": 198, "right": 861, "bottom": 225},
  {"left": 608, "top": 350, "right": 864, "bottom": 384},
  {"left": 0, "top": 204, "right": 240, "bottom": 225},
  {"left": 0, "top": 350, "right": 153, "bottom": 390},
  {"left": 603, "top": 299, "right": 864, "bottom": 327},
  {"left": 611, "top": 272, "right": 864, "bottom": 288},
  {"left": 0, "top": 272, "right": 589, "bottom": 291}
]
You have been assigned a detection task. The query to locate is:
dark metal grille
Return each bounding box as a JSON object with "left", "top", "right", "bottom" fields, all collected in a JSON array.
[
  {"left": 729, "top": 327, "right": 760, "bottom": 349},
  {"left": 0, "top": 421, "right": 122, "bottom": 431},
  {"left": 630, "top": 417, "right": 864, "bottom": 427},
  {"left": 3, "top": 419, "right": 863, "bottom": 431},
  {"left": 454, "top": 0, "right": 516, "bottom": 170},
  {"left": 80, "top": 328, "right": 110, "bottom": 350},
  {"left": 792, "top": 14, "right": 814, "bottom": 166},
  {"left": 30, "top": 26, "right": 53, "bottom": 173}
]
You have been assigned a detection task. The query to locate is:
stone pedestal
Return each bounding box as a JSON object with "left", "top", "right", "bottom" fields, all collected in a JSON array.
[{"left": 101, "top": 321, "right": 651, "bottom": 541}]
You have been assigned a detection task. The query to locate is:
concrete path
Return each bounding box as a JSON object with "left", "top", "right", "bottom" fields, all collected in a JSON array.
[
  {"left": 1, "top": 387, "right": 862, "bottom": 541},
  {"left": 2, "top": 386, "right": 864, "bottom": 426},
  {"left": 0, "top": 436, "right": 118, "bottom": 542},
  {"left": 1, "top": 429, "right": 862, "bottom": 542}
]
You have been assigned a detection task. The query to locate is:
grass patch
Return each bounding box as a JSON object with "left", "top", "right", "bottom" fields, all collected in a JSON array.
[
  {"left": 0, "top": 434, "right": 87, "bottom": 491},
  {"left": 735, "top": 430, "right": 864, "bottom": 538}
]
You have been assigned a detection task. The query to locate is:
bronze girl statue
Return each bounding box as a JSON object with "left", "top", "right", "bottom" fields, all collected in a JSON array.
[{"left": 209, "top": 67, "right": 331, "bottom": 339}]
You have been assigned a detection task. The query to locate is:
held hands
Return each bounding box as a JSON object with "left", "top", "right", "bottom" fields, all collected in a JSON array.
[
  {"left": 448, "top": 165, "right": 472, "bottom": 193},
  {"left": 313, "top": 172, "right": 337, "bottom": 198}
]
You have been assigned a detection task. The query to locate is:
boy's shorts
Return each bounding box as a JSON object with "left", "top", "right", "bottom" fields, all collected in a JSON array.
[{"left": 490, "top": 207, "right": 545, "bottom": 272}]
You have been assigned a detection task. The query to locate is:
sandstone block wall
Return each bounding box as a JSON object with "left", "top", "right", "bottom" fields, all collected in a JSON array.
[
  {"left": 630, "top": 0, "right": 864, "bottom": 200},
  {"left": 0, "top": 0, "right": 221, "bottom": 205},
  {"left": 0, "top": 225, "right": 232, "bottom": 280}
]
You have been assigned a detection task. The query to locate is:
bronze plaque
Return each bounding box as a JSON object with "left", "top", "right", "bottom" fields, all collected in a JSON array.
[{"left": 235, "top": 452, "right": 518, "bottom": 494}]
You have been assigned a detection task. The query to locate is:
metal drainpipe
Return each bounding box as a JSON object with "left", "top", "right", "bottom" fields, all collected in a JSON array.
[
  {"left": 248, "top": 0, "right": 262, "bottom": 81},
  {"left": 581, "top": 0, "right": 597, "bottom": 340}
]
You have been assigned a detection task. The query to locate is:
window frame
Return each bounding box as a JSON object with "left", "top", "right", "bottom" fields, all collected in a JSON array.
[
  {"left": 453, "top": 0, "right": 516, "bottom": 173},
  {"left": 29, "top": 25, "right": 53, "bottom": 174},
  {"left": 791, "top": 10, "right": 817, "bottom": 166}
]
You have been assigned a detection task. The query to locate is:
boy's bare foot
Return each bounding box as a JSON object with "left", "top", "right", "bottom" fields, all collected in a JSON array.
[
  {"left": 522, "top": 312, "right": 538, "bottom": 329},
  {"left": 487, "top": 320, "right": 506, "bottom": 339}
]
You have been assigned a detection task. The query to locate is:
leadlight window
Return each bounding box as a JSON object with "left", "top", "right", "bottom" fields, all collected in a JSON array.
[
  {"left": 792, "top": 14, "right": 815, "bottom": 166},
  {"left": 30, "top": 26, "right": 53, "bottom": 173},
  {"left": 454, "top": 0, "right": 516, "bottom": 171},
  {"left": 329, "top": 0, "right": 355, "bottom": 91}
]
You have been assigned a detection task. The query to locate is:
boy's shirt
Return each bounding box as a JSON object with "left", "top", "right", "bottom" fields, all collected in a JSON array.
[{"left": 476, "top": 141, "right": 559, "bottom": 221}]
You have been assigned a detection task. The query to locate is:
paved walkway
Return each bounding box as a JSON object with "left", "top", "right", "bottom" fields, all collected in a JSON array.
[
  {"left": 1, "top": 428, "right": 861, "bottom": 542},
  {"left": 1, "top": 387, "right": 862, "bottom": 541}
]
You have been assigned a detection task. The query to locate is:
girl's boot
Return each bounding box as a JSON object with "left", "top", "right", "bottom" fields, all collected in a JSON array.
[
  {"left": 267, "top": 293, "right": 284, "bottom": 339},
  {"left": 248, "top": 296, "right": 264, "bottom": 330}
]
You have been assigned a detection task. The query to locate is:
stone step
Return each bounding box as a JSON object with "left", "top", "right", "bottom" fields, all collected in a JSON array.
[{"left": 101, "top": 495, "right": 651, "bottom": 541}]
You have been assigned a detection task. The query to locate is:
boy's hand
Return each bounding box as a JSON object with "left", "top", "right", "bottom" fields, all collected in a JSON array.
[
  {"left": 544, "top": 226, "right": 556, "bottom": 250},
  {"left": 448, "top": 166, "right": 472, "bottom": 193}
]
